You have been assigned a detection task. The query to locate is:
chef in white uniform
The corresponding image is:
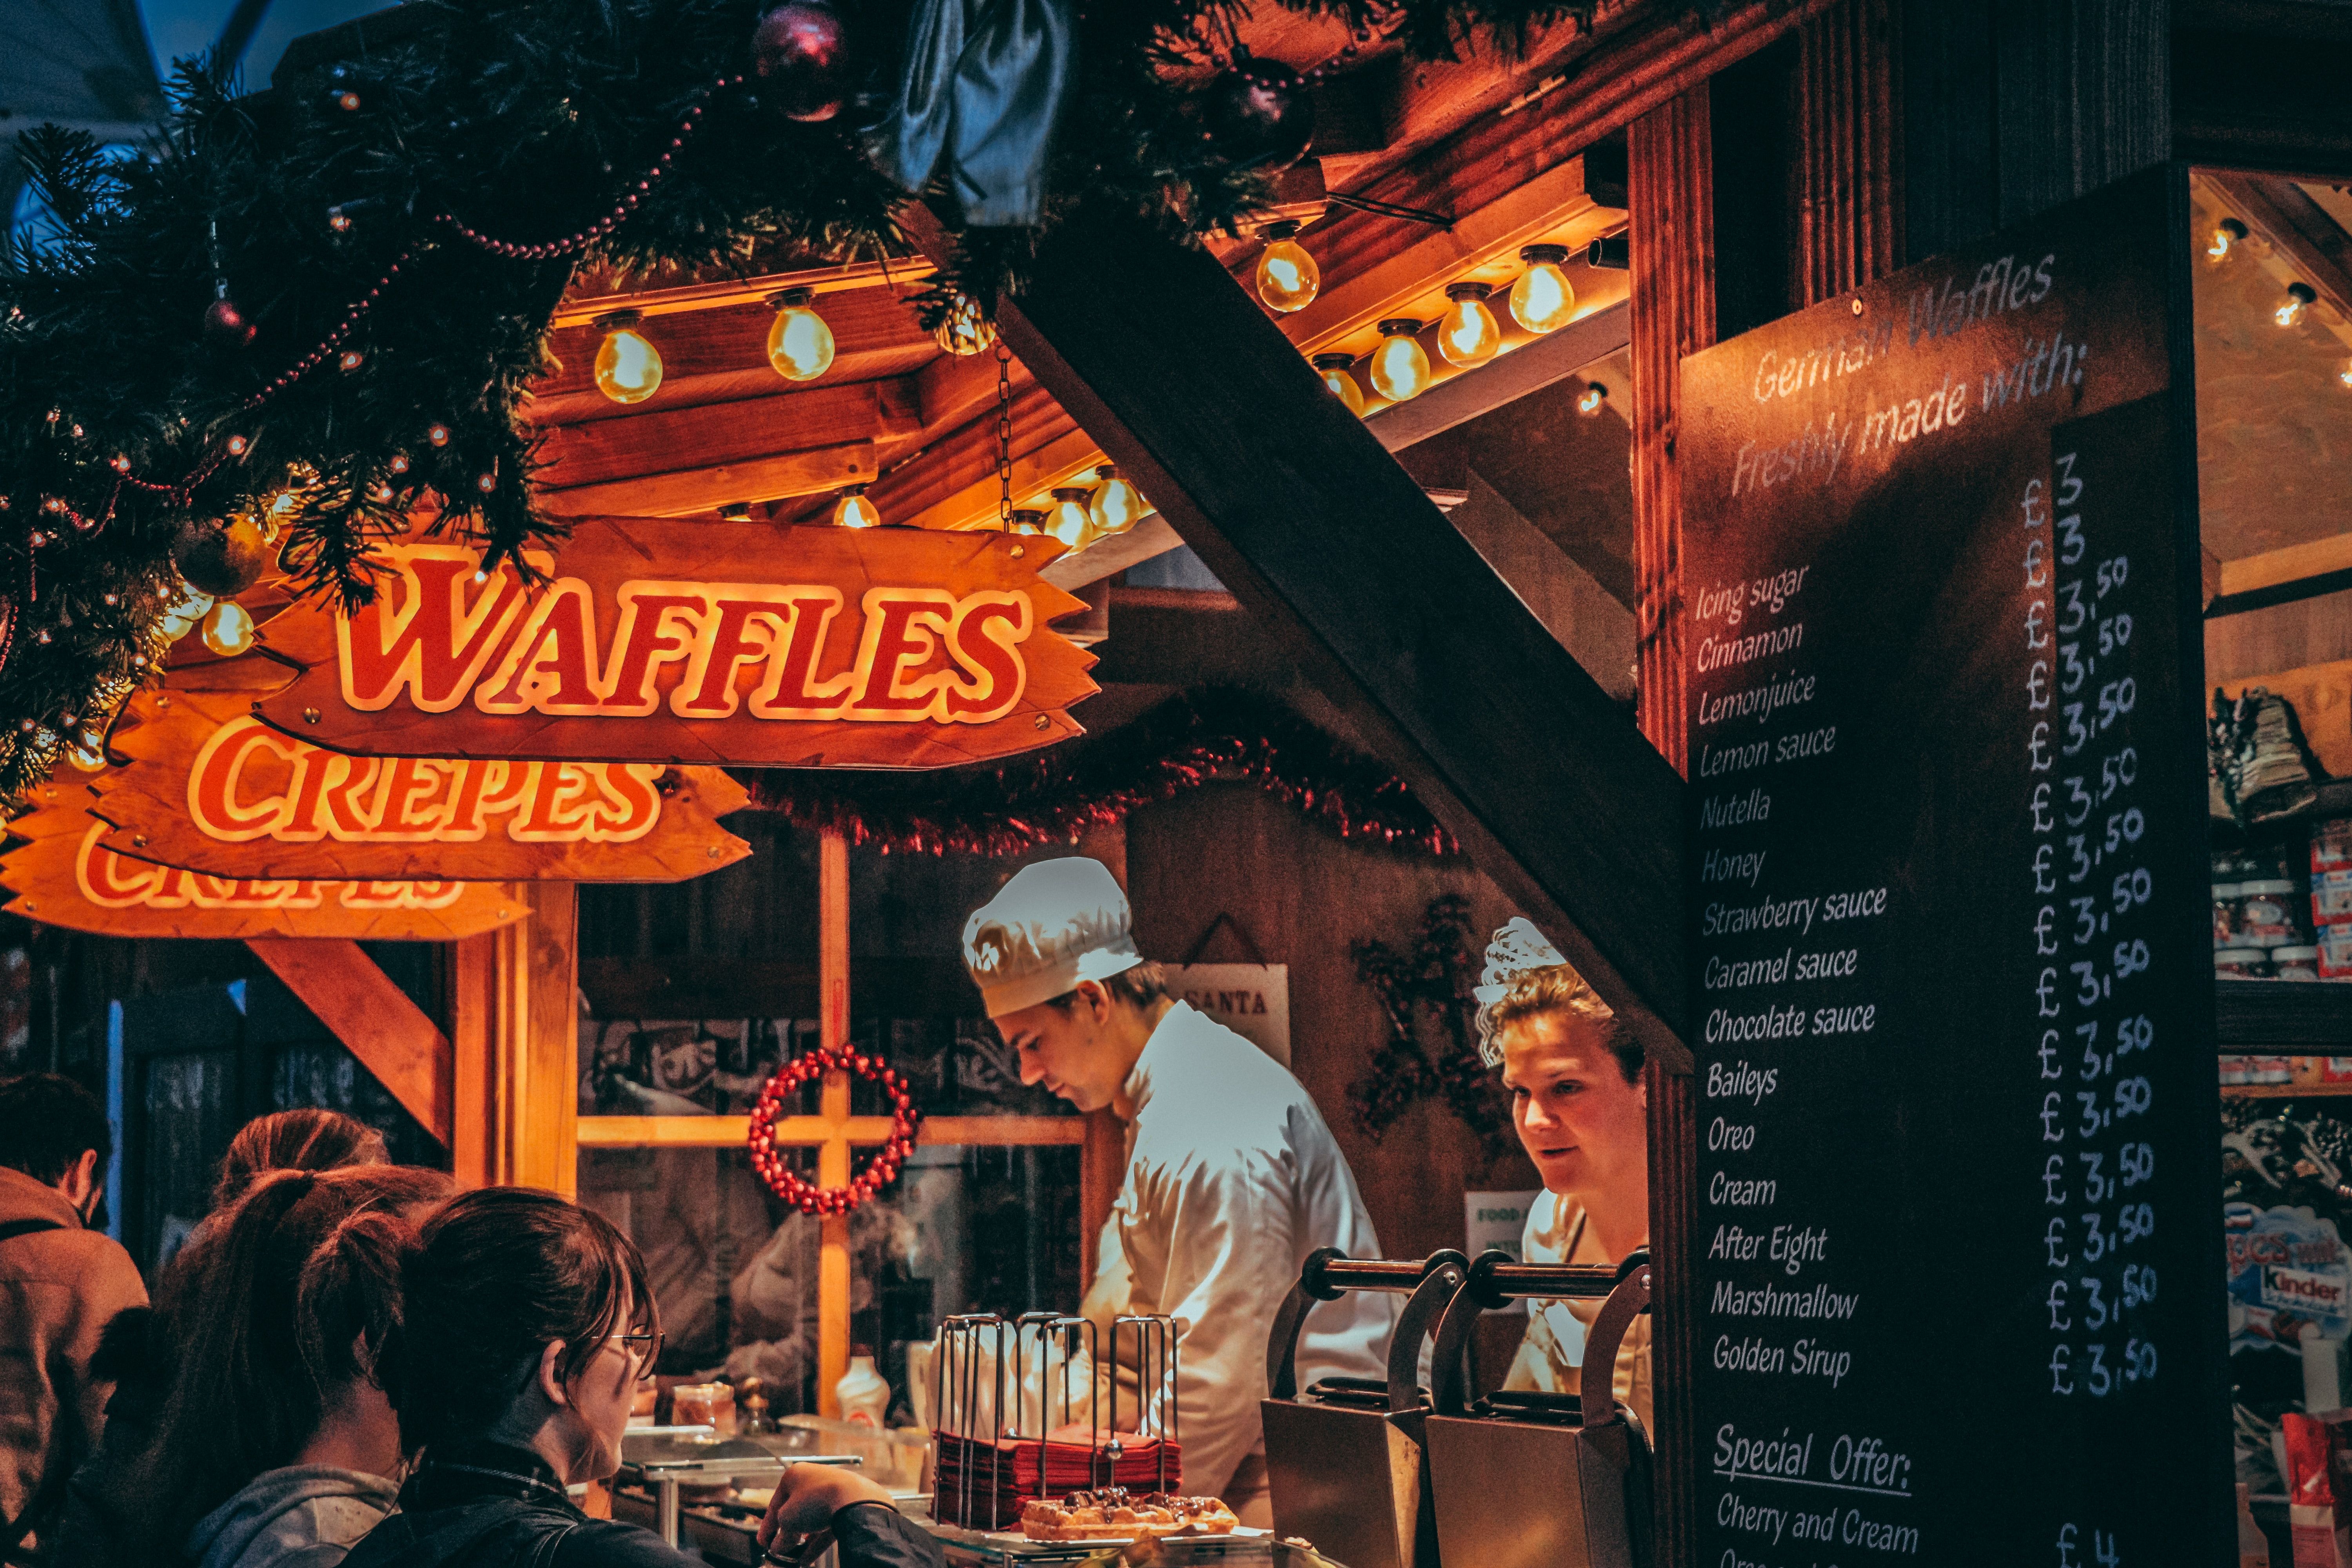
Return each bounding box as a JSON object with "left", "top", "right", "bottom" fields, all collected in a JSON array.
[{"left": 962, "top": 857, "right": 1396, "bottom": 1525}]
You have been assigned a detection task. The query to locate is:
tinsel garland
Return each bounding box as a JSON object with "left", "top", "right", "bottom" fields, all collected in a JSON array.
[
  {"left": 0, "top": 0, "right": 1597, "bottom": 800},
  {"left": 739, "top": 684, "right": 1459, "bottom": 857}
]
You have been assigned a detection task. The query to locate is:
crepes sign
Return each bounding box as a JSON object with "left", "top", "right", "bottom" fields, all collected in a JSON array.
[
  {"left": 92, "top": 688, "right": 752, "bottom": 883},
  {"left": 252, "top": 517, "right": 1098, "bottom": 768},
  {"left": 2, "top": 775, "right": 528, "bottom": 940}
]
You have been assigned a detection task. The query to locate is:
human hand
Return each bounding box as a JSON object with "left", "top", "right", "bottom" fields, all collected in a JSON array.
[{"left": 756, "top": 1464, "right": 894, "bottom": 1551}]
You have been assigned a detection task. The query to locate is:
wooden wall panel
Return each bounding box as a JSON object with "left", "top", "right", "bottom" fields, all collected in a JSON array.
[
  {"left": 1797, "top": 0, "right": 1904, "bottom": 303},
  {"left": 1125, "top": 781, "right": 1539, "bottom": 1270},
  {"left": 1628, "top": 88, "right": 1716, "bottom": 776}
]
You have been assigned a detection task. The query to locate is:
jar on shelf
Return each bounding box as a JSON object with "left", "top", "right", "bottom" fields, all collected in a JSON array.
[
  {"left": 2238, "top": 880, "right": 2306, "bottom": 947},
  {"left": 671, "top": 1382, "right": 736, "bottom": 1437},
  {"left": 2214, "top": 882, "right": 2243, "bottom": 947},
  {"left": 2216, "top": 947, "right": 2273, "bottom": 979},
  {"left": 2275, "top": 946, "right": 2323, "bottom": 982}
]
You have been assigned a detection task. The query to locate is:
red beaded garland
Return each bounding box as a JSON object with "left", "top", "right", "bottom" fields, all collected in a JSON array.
[{"left": 746, "top": 1045, "right": 922, "bottom": 1216}]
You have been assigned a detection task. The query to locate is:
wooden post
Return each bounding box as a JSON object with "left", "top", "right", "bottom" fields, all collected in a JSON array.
[
  {"left": 817, "top": 828, "right": 851, "bottom": 1417},
  {"left": 447, "top": 884, "right": 579, "bottom": 1191},
  {"left": 1629, "top": 83, "right": 1719, "bottom": 1568}
]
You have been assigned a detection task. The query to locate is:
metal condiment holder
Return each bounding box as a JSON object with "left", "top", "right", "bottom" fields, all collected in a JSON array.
[
  {"left": 617, "top": 1427, "right": 861, "bottom": 1548},
  {"left": 1259, "top": 1248, "right": 1468, "bottom": 1568},
  {"left": 1421, "top": 1249, "right": 1653, "bottom": 1568},
  {"left": 932, "top": 1311, "right": 1180, "bottom": 1534}
]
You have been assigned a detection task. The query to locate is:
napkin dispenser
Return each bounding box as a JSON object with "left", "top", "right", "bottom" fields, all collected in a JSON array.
[
  {"left": 1261, "top": 1249, "right": 1466, "bottom": 1568},
  {"left": 1421, "top": 1250, "right": 1653, "bottom": 1568}
]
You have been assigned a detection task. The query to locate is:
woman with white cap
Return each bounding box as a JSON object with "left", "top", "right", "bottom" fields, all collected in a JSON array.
[
  {"left": 961, "top": 857, "right": 1396, "bottom": 1526},
  {"left": 1475, "top": 918, "right": 1652, "bottom": 1435}
]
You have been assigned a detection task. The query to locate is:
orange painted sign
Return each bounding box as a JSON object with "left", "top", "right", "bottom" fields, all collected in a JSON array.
[
  {"left": 91, "top": 688, "right": 752, "bottom": 882},
  {"left": 252, "top": 517, "right": 1097, "bottom": 767},
  {"left": 2, "top": 777, "right": 528, "bottom": 939}
]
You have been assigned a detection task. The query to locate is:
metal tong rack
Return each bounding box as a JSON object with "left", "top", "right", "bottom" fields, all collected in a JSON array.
[{"left": 931, "top": 1310, "right": 1181, "bottom": 1533}]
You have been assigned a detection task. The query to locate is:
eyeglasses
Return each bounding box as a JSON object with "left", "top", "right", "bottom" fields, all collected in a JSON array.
[{"left": 619, "top": 1330, "right": 664, "bottom": 1376}]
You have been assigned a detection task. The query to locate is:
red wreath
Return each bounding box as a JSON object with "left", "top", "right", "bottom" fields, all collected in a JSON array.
[{"left": 746, "top": 1047, "right": 922, "bottom": 1216}]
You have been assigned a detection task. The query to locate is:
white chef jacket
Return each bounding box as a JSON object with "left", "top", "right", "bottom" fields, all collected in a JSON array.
[{"left": 1104, "top": 1001, "right": 1397, "bottom": 1499}]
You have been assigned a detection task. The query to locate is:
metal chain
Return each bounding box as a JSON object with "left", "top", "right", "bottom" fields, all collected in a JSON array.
[{"left": 994, "top": 340, "right": 1014, "bottom": 529}]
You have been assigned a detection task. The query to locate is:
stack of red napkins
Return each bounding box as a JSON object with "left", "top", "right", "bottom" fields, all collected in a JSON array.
[{"left": 931, "top": 1423, "right": 1183, "bottom": 1530}]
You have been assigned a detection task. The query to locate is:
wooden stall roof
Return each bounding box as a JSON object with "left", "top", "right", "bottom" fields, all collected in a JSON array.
[{"left": 523, "top": 10, "right": 1637, "bottom": 581}]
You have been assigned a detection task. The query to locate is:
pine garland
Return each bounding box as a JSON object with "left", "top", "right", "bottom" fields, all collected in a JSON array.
[
  {"left": 0, "top": 0, "right": 1599, "bottom": 797},
  {"left": 738, "top": 683, "right": 1459, "bottom": 857}
]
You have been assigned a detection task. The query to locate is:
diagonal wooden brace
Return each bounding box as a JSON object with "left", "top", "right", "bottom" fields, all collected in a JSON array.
[
  {"left": 906, "top": 205, "right": 1690, "bottom": 1064},
  {"left": 246, "top": 937, "right": 455, "bottom": 1145}
]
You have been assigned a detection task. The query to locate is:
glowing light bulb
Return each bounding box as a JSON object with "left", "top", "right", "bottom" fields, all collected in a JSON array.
[
  {"left": 1046, "top": 487, "right": 1096, "bottom": 550},
  {"left": 593, "top": 311, "right": 664, "bottom": 405},
  {"left": 1087, "top": 465, "right": 1145, "bottom": 536},
  {"left": 1312, "top": 352, "right": 1366, "bottom": 416},
  {"left": 2339, "top": 356, "right": 2352, "bottom": 392},
  {"left": 1254, "top": 221, "right": 1319, "bottom": 313},
  {"left": 1576, "top": 381, "right": 1609, "bottom": 416},
  {"left": 1508, "top": 244, "right": 1577, "bottom": 334},
  {"left": 2277, "top": 283, "right": 2317, "bottom": 329},
  {"left": 1438, "top": 282, "right": 1502, "bottom": 369},
  {"left": 1369, "top": 320, "right": 1432, "bottom": 403},
  {"left": 832, "top": 485, "right": 881, "bottom": 529},
  {"left": 200, "top": 599, "right": 257, "bottom": 657},
  {"left": 2207, "top": 217, "right": 2248, "bottom": 265},
  {"left": 66, "top": 737, "right": 106, "bottom": 772},
  {"left": 931, "top": 295, "right": 996, "bottom": 357},
  {"left": 160, "top": 580, "right": 213, "bottom": 642},
  {"left": 767, "top": 287, "right": 836, "bottom": 382},
  {"left": 1006, "top": 508, "right": 1046, "bottom": 535}
]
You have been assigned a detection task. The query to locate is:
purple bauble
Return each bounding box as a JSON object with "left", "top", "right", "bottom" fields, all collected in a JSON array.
[{"left": 751, "top": 1, "right": 851, "bottom": 122}]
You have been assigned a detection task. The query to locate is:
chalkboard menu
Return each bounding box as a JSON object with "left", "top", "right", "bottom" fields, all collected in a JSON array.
[{"left": 1679, "top": 167, "right": 2228, "bottom": 1564}]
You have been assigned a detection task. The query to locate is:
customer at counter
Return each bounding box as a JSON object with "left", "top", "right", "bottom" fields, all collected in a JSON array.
[
  {"left": 960, "top": 859, "right": 1396, "bottom": 1526},
  {"left": 1475, "top": 919, "right": 1652, "bottom": 1434}
]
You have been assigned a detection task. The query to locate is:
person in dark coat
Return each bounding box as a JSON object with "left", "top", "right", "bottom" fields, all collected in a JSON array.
[{"left": 336, "top": 1188, "right": 938, "bottom": 1568}]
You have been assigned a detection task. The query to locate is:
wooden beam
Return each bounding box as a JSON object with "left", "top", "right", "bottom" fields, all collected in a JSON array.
[
  {"left": 2213, "top": 532, "right": 2352, "bottom": 615},
  {"left": 1040, "top": 514, "right": 1184, "bottom": 591},
  {"left": 2205, "top": 170, "right": 2352, "bottom": 326},
  {"left": 552, "top": 257, "right": 938, "bottom": 329},
  {"left": 1364, "top": 299, "right": 1632, "bottom": 451},
  {"left": 906, "top": 204, "right": 1689, "bottom": 1065},
  {"left": 247, "top": 937, "right": 453, "bottom": 1146},
  {"left": 899, "top": 428, "right": 1099, "bottom": 534},
  {"left": 538, "top": 439, "right": 874, "bottom": 516},
  {"left": 527, "top": 289, "right": 935, "bottom": 425},
  {"left": 530, "top": 379, "right": 918, "bottom": 490},
  {"left": 577, "top": 1114, "right": 1088, "bottom": 1147}
]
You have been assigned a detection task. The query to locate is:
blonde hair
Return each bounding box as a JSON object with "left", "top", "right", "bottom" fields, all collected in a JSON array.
[{"left": 1476, "top": 965, "right": 1643, "bottom": 1082}]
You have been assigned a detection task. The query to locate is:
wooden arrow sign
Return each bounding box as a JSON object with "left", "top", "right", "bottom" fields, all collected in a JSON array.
[
  {"left": 251, "top": 517, "right": 1098, "bottom": 768},
  {"left": 89, "top": 687, "right": 753, "bottom": 882},
  {"left": 2, "top": 775, "right": 529, "bottom": 940}
]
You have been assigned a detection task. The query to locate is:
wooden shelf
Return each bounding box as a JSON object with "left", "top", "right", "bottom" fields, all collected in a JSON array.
[{"left": 2216, "top": 978, "right": 2352, "bottom": 1047}]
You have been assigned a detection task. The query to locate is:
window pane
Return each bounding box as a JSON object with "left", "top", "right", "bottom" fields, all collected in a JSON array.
[{"left": 577, "top": 1143, "right": 1082, "bottom": 1422}]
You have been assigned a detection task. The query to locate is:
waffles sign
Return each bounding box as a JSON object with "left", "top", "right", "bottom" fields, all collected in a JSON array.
[
  {"left": 254, "top": 518, "right": 1097, "bottom": 768},
  {"left": 90, "top": 688, "right": 751, "bottom": 883}
]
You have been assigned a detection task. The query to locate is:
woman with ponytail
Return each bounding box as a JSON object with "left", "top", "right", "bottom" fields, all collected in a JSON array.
[
  {"left": 341, "top": 1188, "right": 939, "bottom": 1568},
  {"left": 148, "top": 1166, "right": 450, "bottom": 1568}
]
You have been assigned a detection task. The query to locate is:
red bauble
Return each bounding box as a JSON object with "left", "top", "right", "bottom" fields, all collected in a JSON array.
[
  {"left": 203, "top": 294, "right": 257, "bottom": 347},
  {"left": 751, "top": 1, "right": 851, "bottom": 122}
]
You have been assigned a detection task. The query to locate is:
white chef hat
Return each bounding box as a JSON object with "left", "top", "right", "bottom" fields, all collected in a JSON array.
[
  {"left": 961, "top": 857, "right": 1143, "bottom": 1016},
  {"left": 1472, "top": 916, "right": 1572, "bottom": 1065}
]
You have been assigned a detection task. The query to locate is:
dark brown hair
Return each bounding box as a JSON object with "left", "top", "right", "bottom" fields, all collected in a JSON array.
[
  {"left": 213, "top": 1109, "right": 389, "bottom": 1209},
  {"left": 1044, "top": 960, "right": 1170, "bottom": 1013},
  {"left": 145, "top": 1165, "right": 452, "bottom": 1548},
  {"left": 378, "top": 1187, "right": 655, "bottom": 1451}
]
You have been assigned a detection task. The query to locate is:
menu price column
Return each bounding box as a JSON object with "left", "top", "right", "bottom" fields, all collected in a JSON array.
[{"left": 2026, "top": 444, "right": 2163, "bottom": 1417}]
